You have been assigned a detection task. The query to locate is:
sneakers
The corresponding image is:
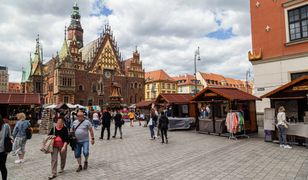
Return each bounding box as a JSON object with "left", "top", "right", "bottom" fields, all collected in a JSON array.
[
  {"left": 83, "top": 161, "right": 88, "bottom": 170},
  {"left": 76, "top": 165, "right": 82, "bottom": 172},
  {"left": 58, "top": 169, "right": 64, "bottom": 173},
  {"left": 48, "top": 175, "right": 57, "bottom": 179},
  {"left": 280, "top": 144, "right": 284, "bottom": 148},
  {"left": 14, "top": 159, "right": 24, "bottom": 164},
  {"left": 284, "top": 145, "right": 292, "bottom": 149},
  {"left": 112, "top": 136, "right": 115, "bottom": 138}
]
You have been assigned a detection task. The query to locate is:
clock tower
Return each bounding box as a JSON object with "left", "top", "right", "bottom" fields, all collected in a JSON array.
[{"left": 67, "top": 2, "right": 83, "bottom": 49}]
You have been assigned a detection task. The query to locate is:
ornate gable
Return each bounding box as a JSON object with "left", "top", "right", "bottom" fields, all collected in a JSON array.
[{"left": 90, "top": 37, "right": 121, "bottom": 73}]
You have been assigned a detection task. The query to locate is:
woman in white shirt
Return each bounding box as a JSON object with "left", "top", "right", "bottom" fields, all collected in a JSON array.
[{"left": 276, "top": 106, "right": 291, "bottom": 149}]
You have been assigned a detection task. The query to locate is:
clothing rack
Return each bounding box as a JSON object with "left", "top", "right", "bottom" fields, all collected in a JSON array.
[{"left": 227, "top": 110, "right": 249, "bottom": 140}]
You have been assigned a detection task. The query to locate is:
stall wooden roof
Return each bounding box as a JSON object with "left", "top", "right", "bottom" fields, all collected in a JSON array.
[
  {"left": 136, "top": 100, "right": 154, "bottom": 108},
  {"left": 192, "top": 87, "right": 260, "bottom": 101},
  {"left": 0, "top": 93, "right": 40, "bottom": 105},
  {"left": 261, "top": 75, "right": 308, "bottom": 99},
  {"left": 156, "top": 93, "right": 193, "bottom": 104}
]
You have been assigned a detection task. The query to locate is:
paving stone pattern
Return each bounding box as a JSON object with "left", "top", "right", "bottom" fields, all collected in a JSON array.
[{"left": 7, "top": 122, "right": 308, "bottom": 180}]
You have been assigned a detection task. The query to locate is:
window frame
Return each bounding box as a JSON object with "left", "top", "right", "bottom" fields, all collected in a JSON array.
[{"left": 285, "top": 1, "right": 308, "bottom": 43}]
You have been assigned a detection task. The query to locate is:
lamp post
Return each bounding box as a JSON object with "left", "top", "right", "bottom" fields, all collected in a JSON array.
[
  {"left": 194, "top": 47, "right": 201, "bottom": 95},
  {"left": 246, "top": 69, "right": 251, "bottom": 93}
]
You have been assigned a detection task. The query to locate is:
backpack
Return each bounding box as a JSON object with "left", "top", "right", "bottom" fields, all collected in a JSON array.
[
  {"left": 26, "top": 125, "right": 32, "bottom": 140},
  {"left": 4, "top": 124, "right": 13, "bottom": 153}
]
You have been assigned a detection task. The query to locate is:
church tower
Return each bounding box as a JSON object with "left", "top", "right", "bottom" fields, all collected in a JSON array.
[{"left": 67, "top": 2, "right": 83, "bottom": 49}]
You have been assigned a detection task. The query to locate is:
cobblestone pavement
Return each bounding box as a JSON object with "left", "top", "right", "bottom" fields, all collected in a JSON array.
[{"left": 7, "top": 122, "right": 308, "bottom": 180}]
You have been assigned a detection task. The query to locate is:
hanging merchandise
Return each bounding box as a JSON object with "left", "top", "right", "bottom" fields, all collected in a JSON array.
[{"left": 225, "top": 111, "right": 245, "bottom": 134}]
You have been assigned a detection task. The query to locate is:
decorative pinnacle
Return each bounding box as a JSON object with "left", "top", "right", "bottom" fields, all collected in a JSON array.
[{"left": 64, "top": 26, "right": 67, "bottom": 40}]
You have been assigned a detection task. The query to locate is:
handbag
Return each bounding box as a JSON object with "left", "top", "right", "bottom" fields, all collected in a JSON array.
[
  {"left": 40, "top": 125, "right": 55, "bottom": 154},
  {"left": 69, "top": 120, "right": 84, "bottom": 151},
  {"left": 4, "top": 124, "right": 13, "bottom": 153},
  {"left": 148, "top": 118, "right": 153, "bottom": 126},
  {"left": 26, "top": 127, "right": 32, "bottom": 140}
]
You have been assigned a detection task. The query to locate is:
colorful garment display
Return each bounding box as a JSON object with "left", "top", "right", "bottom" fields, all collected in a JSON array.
[{"left": 225, "top": 111, "right": 245, "bottom": 134}]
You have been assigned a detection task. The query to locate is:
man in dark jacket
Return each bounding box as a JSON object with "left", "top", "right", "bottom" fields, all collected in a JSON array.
[
  {"left": 100, "top": 108, "right": 112, "bottom": 140},
  {"left": 158, "top": 111, "right": 169, "bottom": 144},
  {"left": 112, "top": 110, "right": 123, "bottom": 139}
]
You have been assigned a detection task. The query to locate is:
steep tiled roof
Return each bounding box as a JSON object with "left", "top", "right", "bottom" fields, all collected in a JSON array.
[
  {"left": 172, "top": 74, "right": 200, "bottom": 86},
  {"left": 156, "top": 93, "right": 193, "bottom": 104},
  {"left": 145, "top": 70, "right": 174, "bottom": 82},
  {"left": 192, "top": 87, "right": 260, "bottom": 101}
]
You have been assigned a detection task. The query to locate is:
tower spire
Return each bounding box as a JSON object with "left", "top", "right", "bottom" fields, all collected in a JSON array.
[
  {"left": 64, "top": 26, "right": 67, "bottom": 40},
  {"left": 68, "top": 2, "right": 83, "bottom": 49}
]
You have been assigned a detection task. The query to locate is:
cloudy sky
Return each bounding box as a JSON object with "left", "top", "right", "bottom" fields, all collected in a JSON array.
[{"left": 0, "top": 0, "right": 252, "bottom": 82}]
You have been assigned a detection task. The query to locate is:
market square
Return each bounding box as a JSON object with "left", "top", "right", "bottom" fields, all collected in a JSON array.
[{"left": 0, "top": 0, "right": 308, "bottom": 180}]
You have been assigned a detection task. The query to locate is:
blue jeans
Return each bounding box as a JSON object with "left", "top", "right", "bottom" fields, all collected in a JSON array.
[
  {"left": 149, "top": 125, "right": 155, "bottom": 138},
  {"left": 74, "top": 141, "right": 89, "bottom": 158},
  {"left": 93, "top": 120, "right": 99, "bottom": 128},
  {"left": 278, "top": 125, "right": 287, "bottom": 145}
]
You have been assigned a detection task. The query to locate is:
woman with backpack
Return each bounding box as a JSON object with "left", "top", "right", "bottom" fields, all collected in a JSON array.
[
  {"left": 12, "top": 113, "right": 31, "bottom": 164},
  {"left": 0, "top": 115, "right": 12, "bottom": 180}
]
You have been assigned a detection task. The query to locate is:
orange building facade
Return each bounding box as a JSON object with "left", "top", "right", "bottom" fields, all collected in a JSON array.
[{"left": 249, "top": 0, "right": 308, "bottom": 112}]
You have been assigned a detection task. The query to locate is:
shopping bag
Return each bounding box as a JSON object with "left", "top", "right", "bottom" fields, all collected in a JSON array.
[
  {"left": 148, "top": 118, "right": 153, "bottom": 126},
  {"left": 40, "top": 135, "right": 55, "bottom": 154}
]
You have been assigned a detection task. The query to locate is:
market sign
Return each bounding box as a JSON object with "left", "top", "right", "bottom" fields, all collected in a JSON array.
[
  {"left": 293, "top": 86, "right": 308, "bottom": 91},
  {"left": 204, "top": 92, "right": 218, "bottom": 97}
]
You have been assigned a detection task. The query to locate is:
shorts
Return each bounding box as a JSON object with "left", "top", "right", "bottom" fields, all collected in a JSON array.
[
  {"left": 74, "top": 141, "right": 89, "bottom": 158},
  {"left": 130, "top": 118, "right": 134, "bottom": 121},
  {"left": 13, "top": 137, "right": 27, "bottom": 155}
]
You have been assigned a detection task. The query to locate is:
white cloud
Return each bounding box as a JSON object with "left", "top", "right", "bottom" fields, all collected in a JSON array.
[{"left": 0, "top": 0, "right": 252, "bottom": 82}]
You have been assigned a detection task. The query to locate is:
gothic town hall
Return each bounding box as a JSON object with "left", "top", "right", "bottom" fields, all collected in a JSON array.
[{"left": 21, "top": 3, "right": 145, "bottom": 107}]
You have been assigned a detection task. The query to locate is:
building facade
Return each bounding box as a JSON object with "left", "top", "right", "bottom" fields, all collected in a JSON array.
[
  {"left": 145, "top": 70, "right": 177, "bottom": 101},
  {"left": 0, "top": 66, "right": 8, "bottom": 93},
  {"left": 22, "top": 3, "right": 145, "bottom": 106},
  {"left": 172, "top": 74, "right": 203, "bottom": 94},
  {"left": 8, "top": 82, "right": 21, "bottom": 93},
  {"left": 196, "top": 72, "right": 252, "bottom": 93},
  {"left": 249, "top": 0, "right": 308, "bottom": 112}
]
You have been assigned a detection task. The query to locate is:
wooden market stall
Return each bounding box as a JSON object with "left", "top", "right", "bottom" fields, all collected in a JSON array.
[
  {"left": 261, "top": 75, "right": 308, "bottom": 144},
  {"left": 191, "top": 87, "right": 259, "bottom": 137},
  {"left": 155, "top": 93, "right": 197, "bottom": 130},
  {"left": 0, "top": 93, "right": 41, "bottom": 128}
]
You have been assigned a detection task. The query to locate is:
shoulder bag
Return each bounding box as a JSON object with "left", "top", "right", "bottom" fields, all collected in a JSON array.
[
  {"left": 69, "top": 120, "right": 84, "bottom": 151},
  {"left": 40, "top": 125, "right": 55, "bottom": 154}
]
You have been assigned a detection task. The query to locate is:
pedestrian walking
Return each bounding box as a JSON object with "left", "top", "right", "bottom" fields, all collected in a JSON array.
[
  {"left": 92, "top": 111, "right": 100, "bottom": 130},
  {"left": 100, "top": 108, "right": 111, "bottom": 140},
  {"left": 48, "top": 118, "right": 69, "bottom": 179},
  {"left": 12, "top": 113, "right": 30, "bottom": 164},
  {"left": 276, "top": 106, "right": 292, "bottom": 149},
  {"left": 72, "top": 111, "right": 95, "bottom": 172},
  {"left": 139, "top": 112, "right": 145, "bottom": 126},
  {"left": 148, "top": 109, "right": 158, "bottom": 140},
  {"left": 0, "top": 115, "right": 12, "bottom": 180},
  {"left": 158, "top": 111, "right": 169, "bottom": 144},
  {"left": 112, "top": 110, "right": 123, "bottom": 139},
  {"left": 128, "top": 110, "right": 135, "bottom": 127}
]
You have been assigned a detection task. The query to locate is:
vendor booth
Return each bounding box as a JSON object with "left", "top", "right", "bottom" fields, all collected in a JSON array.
[
  {"left": 261, "top": 75, "right": 308, "bottom": 145},
  {"left": 191, "top": 87, "right": 259, "bottom": 138},
  {"left": 0, "top": 93, "right": 41, "bottom": 129},
  {"left": 155, "top": 93, "right": 196, "bottom": 130},
  {"left": 136, "top": 100, "right": 154, "bottom": 121}
]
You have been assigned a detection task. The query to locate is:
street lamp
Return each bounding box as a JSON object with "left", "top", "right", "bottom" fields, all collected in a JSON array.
[
  {"left": 246, "top": 69, "right": 251, "bottom": 93},
  {"left": 194, "top": 47, "right": 201, "bottom": 95}
]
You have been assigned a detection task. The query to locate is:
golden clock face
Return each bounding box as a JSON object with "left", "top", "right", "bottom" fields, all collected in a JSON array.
[{"left": 104, "top": 71, "right": 111, "bottom": 78}]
